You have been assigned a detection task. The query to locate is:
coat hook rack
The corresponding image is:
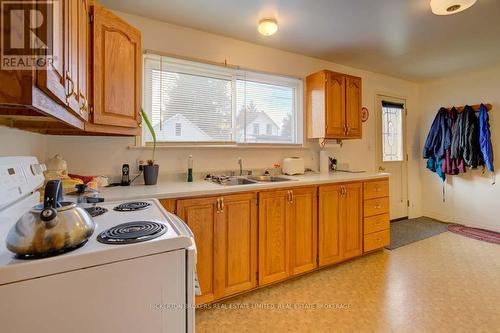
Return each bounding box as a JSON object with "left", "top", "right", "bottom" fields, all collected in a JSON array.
[{"left": 444, "top": 103, "right": 492, "bottom": 113}]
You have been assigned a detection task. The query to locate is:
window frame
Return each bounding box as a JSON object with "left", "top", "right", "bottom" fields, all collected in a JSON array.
[{"left": 141, "top": 53, "right": 304, "bottom": 147}]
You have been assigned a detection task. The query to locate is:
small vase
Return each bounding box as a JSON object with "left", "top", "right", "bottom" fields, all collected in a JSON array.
[{"left": 143, "top": 164, "right": 159, "bottom": 185}]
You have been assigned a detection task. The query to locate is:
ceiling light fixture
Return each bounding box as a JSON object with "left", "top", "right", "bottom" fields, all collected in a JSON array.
[
  {"left": 258, "top": 18, "right": 278, "bottom": 36},
  {"left": 430, "top": 0, "right": 477, "bottom": 15}
]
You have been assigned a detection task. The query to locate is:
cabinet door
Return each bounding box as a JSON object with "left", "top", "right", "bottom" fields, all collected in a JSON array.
[
  {"left": 176, "top": 197, "right": 218, "bottom": 305},
  {"left": 342, "top": 182, "right": 363, "bottom": 259},
  {"left": 325, "top": 72, "right": 346, "bottom": 138},
  {"left": 215, "top": 193, "right": 257, "bottom": 298},
  {"left": 65, "top": 0, "right": 80, "bottom": 115},
  {"left": 318, "top": 184, "right": 343, "bottom": 266},
  {"left": 36, "top": 0, "right": 67, "bottom": 107},
  {"left": 92, "top": 5, "right": 141, "bottom": 128},
  {"left": 289, "top": 187, "right": 317, "bottom": 276},
  {"left": 77, "top": 0, "right": 90, "bottom": 117},
  {"left": 258, "top": 190, "right": 291, "bottom": 285},
  {"left": 345, "top": 76, "right": 362, "bottom": 138}
]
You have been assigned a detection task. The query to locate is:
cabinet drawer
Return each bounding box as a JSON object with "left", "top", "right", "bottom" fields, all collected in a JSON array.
[
  {"left": 364, "top": 230, "right": 390, "bottom": 252},
  {"left": 364, "top": 197, "right": 389, "bottom": 217},
  {"left": 364, "top": 214, "right": 390, "bottom": 234},
  {"left": 364, "top": 180, "right": 389, "bottom": 200}
]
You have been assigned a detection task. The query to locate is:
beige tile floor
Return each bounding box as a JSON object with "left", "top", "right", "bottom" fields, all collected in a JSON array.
[{"left": 196, "top": 232, "right": 500, "bottom": 333}]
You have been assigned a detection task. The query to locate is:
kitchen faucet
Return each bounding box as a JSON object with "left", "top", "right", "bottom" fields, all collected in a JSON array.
[{"left": 238, "top": 157, "right": 243, "bottom": 176}]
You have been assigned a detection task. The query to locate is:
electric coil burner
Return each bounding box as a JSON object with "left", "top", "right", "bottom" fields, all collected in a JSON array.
[
  {"left": 84, "top": 206, "right": 108, "bottom": 217},
  {"left": 97, "top": 221, "right": 167, "bottom": 244},
  {"left": 113, "top": 201, "right": 151, "bottom": 212}
]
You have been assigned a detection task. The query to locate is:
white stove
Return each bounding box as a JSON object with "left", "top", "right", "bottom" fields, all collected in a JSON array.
[{"left": 0, "top": 157, "right": 196, "bottom": 333}]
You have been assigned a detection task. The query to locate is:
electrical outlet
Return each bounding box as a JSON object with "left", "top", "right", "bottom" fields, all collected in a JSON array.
[{"left": 136, "top": 159, "right": 145, "bottom": 173}]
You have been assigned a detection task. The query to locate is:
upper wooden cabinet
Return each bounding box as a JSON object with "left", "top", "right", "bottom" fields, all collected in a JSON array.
[
  {"left": 318, "top": 182, "right": 363, "bottom": 266},
  {"left": 0, "top": 1, "right": 142, "bottom": 136},
  {"left": 90, "top": 5, "right": 142, "bottom": 132},
  {"left": 176, "top": 193, "right": 258, "bottom": 305},
  {"left": 306, "top": 70, "right": 362, "bottom": 140}
]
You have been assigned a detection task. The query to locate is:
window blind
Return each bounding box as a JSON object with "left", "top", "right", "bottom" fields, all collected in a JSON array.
[{"left": 143, "top": 54, "right": 303, "bottom": 145}]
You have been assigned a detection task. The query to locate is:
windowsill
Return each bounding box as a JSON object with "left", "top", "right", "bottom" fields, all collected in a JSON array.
[{"left": 128, "top": 142, "right": 308, "bottom": 149}]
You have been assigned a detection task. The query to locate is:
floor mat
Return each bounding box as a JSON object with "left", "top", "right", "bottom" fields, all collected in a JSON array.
[
  {"left": 447, "top": 224, "right": 500, "bottom": 245},
  {"left": 386, "top": 217, "right": 449, "bottom": 250}
]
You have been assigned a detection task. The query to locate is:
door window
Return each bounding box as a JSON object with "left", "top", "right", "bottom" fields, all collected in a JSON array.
[{"left": 381, "top": 101, "right": 404, "bottom": 162}]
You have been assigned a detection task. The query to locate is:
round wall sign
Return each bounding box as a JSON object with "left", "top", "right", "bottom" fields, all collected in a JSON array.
[{"left": 361, "top": 107, "right": 369, "bottom": 122}]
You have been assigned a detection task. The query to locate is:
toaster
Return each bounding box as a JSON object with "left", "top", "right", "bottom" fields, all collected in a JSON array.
[{"left": 282, "top": 157, "right": 305, "bottom": 175}]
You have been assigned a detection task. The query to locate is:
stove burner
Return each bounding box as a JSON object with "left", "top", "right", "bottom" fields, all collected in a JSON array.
[
  {"left": 84, "top": 206, "right": 108, "bottom": 217},
  {"left": 97, "top": 221, "right": 167, "bottom": 244},
  {"left": 113, "top": 201, "right": 151, "bottom": 212}
]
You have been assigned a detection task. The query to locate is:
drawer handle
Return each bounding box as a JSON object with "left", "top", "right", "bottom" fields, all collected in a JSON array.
[
  {"left": 375, "top": 186, "right": 381, "bottom": 192},
  {"left": 374, "top": 204, "right": 381, "bottom": 209}
]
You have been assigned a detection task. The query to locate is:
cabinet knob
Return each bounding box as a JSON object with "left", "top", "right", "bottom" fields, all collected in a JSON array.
[{"left": 65, "top": 71, "right": 75, "bottom": 99}]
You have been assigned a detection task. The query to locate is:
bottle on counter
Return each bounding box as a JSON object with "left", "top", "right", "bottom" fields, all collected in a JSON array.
[{"left": 187, "top": 155, "right": 193, "bottom": 182}]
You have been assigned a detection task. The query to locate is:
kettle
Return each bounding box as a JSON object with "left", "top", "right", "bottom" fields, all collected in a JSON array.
[{"left": 6, "top": 180, "right": 95, "bottom": 259}]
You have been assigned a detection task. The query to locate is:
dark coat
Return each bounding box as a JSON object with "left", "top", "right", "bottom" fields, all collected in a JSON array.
[
  {"left": 423, "top": 107, "right": 451, "bottom": 160},
  {"left": 459, "top": 105, "right": 483, "bottom": 168}
]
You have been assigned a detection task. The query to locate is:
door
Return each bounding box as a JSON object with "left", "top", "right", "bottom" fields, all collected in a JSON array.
[
  {"left": 318, "top": 184, "right": 343, "bottom": 266},
  {"left": 258, "top": 189, "right": 290, "bottom": 285},
  {"left": 214, "top": 193, "right": 257, "bottom": 298},
  {"left": 376, "top": 95, "right": 408, "bottom": 220},
  {"left": 176, "top": 197, "right": 218, "bottom": 304},
  {"left": 36, "top": 0, "right": 67, "bottom": 107},
  {"left": 345, "top": 76, "right": 362, "bottom": 138},
  {"left": 325, "top": 72, "right": 346, "bottom": 138},
  {"left": 92, "top": 5, "right": 141, "bottom": 128},
  {"left": 289, "top": 187, "right": 317, "bottom": 276},
  {"left": 342, "top": 183, "right": 363, "bottom": 259},
  {"left": 77, "top": 0, "right": 90, "bottom": 116}
]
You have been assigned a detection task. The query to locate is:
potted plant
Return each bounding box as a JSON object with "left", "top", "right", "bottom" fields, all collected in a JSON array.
[{"left": 140, "top": 108, "right": 159, "bottom": 185}]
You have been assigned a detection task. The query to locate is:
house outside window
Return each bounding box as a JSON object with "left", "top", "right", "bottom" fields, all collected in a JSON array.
[{"left": 142, "top": 54, "right": 303, "bottom": 145}]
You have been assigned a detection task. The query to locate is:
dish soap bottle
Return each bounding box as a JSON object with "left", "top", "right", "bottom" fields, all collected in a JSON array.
[{"left": 187, "top": 155, "right": 193, "bottom": 182}]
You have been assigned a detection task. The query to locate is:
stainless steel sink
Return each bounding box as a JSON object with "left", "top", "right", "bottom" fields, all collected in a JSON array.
[
  {"left": 247, "top": 175, "right": 292, "bottom": 182},
  {"left": 221, "top": 177, "right": 257, "bottom": 186}
]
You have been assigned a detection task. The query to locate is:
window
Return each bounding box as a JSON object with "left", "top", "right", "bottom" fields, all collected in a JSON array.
[
  {"left": 143, "top": 54, "right": 303, "bottom": 145},
  {"left": 381, "top": 101, "right": 404, "bottom": 162},
  {"left": 266, "top": 124, "right": 272, "bottom": 135}
]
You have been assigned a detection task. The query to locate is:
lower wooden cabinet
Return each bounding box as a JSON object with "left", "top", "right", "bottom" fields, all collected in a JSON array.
[
  {"left": 259, "top": 187, "right": 317, "bottom": 286},
  {"left": 170, "top": 178, "right": 389, "bottom": 304},
  {"left": 318, "top": 182, "right": 362, "bottom": 266},
  {"left": 176, "top": 193, "right": 257, "bottom": 304}
]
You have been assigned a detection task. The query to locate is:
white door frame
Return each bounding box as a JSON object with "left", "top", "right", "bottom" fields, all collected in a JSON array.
[{"left": 375, "top": 94, "right": 409, "bottom": 220}]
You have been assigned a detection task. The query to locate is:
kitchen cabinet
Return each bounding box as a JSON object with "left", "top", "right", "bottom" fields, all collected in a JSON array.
[
  {"left": 0, "top": 1, "right": 142, "bottom": 136},
  {"left": 306, "top": 70, "right": 362, "bottom": 140},
  {"left": 176, "top": 193, "right": 257, "bottom": 304},
  {"left": 89, "top": 5, "right": 142, "bottom": 134},
  {"left": 318, "top": 182, "right": 362, "bottom": 266},
  {"left": 259, "top": 186, "right": 317, "bottom": 285},
  {"left": 363, "top": 179, "right": 391, "bottom": 252},
  {"left": 289, "top": 187, "right": 317, "bottom": 276}
]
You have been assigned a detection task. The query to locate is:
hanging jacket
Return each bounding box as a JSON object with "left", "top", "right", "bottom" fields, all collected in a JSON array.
[
  {"left": 460, "top": 105, "right": 484, "bottom": 168},
  {"left": 423, "top": 107, "right": 451, "bottom": 180},
  {"left": 479, "top": 103, "right": 494, "bottom": 172},
  {"left": 443, "top": 107, "right": 466, "bottom": 175},
  {"left": 423, "top": 108, "right": 451, "bottom": 160}
]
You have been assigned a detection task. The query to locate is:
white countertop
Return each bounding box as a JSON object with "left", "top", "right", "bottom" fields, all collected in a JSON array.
[{"left": 99, "top": 172, "right": 390, "bottom": 201}]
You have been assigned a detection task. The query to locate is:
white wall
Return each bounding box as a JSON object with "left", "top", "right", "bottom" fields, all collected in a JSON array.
[
  {"left": 0, "top": 10, "right": 423, "bottom": 217},
  {"left": 419, "top": 64, "right": 500, "bottom": 231},
  {"left": 0, "top": 127, "right": 47, "bottom": 161}
]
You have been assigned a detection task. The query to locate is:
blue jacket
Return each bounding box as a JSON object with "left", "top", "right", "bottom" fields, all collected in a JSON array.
[
  {"left": 423, "top": 108, "right": 452, "bottom": 180},
  {"left": 479, "top": 104, "right": 494, "bottom": 172}
]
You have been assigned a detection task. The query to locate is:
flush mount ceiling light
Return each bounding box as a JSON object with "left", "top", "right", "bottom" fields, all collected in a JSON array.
[
  {"left": 258, "top": 18, "right": 278, "bottom": 36},
  {"left": 430, "top": 0, "right": 477, "bottom": 15}
]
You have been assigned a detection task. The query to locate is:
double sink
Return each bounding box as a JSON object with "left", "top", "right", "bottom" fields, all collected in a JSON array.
[{"left": 216, "top": 175, "right": 294, "bottom": 186}]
